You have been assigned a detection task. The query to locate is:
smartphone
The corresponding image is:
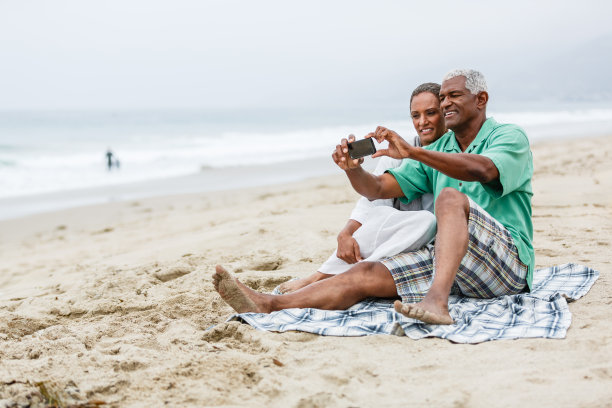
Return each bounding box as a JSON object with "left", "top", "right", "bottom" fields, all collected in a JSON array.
[{"left": 348, "top": 138, "right": 376, "bottom": 159}]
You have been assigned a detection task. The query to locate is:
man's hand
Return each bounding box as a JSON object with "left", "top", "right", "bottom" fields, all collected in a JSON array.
[
  {"left": 367, "top": 126, "right": 414, "bottom": 160},
  {"left": 332, "top": 134, "right": 364, "bottom": 171},
  {"left": 337, "top": 233, "right": 362, "bottom": 264}
]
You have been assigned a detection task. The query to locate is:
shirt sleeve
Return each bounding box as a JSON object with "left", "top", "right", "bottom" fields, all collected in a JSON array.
[
  {"left": 386, "top": 159, "right": 432, "bottom": 205},
  {"left": 480, "top": 125, "right": 532, "bottom": 198}
]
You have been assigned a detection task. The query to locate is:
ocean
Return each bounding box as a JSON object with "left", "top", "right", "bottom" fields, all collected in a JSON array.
[{"left": 1, "top": 107, "right": 612, "bottom": 219}]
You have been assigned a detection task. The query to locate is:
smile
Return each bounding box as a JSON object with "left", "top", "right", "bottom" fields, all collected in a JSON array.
[{"left": 444, "top": 111, "right": 457, "bottom": 118}]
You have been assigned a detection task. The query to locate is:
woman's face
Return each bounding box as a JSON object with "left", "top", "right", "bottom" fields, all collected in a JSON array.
[{"left": 410, "top": 92, "right": 446, "bottom": 146}]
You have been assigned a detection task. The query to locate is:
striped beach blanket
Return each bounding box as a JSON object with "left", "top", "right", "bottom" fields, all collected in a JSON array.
[{"left": 230, "top": 263, "right": 599, "bottom": 343}]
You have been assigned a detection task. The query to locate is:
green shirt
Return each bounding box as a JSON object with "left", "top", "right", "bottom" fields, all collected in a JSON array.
[{"left": 388, "top": 118, "right": 535, "bottom": 288}]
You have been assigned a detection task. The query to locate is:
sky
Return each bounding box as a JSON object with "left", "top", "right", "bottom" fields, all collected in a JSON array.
[{"left": 1, "top": 0, "right": 611, "bottom": 112}]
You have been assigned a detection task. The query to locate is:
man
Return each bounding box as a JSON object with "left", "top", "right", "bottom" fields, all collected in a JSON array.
[{"left": 213, "top": 69, "right": 534, "bottom": 325}]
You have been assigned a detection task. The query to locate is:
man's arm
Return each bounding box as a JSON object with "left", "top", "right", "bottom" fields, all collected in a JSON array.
[
  {"left": 369, "top": 126, "right": 499, "bottom": 183},
  {"left": 409, "top": 148, "right": 499, "bottom": 183}
]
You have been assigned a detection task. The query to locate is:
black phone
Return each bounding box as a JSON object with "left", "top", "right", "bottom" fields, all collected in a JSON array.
[{"left": 347, "top": 138, "right": 376, "bottom": 159}]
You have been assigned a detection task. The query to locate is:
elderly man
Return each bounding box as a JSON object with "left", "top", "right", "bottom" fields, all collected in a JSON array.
[{"left": 213, "top": 69, "right": 534, "bottom": 325}]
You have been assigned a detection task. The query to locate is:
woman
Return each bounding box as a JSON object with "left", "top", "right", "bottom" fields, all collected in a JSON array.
[{"left": 278, "top": 82, "right": 447, "bottom": 294}]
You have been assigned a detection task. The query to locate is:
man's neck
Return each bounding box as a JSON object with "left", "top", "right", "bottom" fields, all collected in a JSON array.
[{"left": 453, "top": 115, "right": 487, "bottom": 152}]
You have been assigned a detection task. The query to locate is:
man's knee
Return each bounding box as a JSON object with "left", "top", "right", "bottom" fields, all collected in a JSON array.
[
  {"left": 344, "top": 261, "right": 395, "bottom": 295},
  {"left": 435, "top": 187, "right": 469, "bottom": 217},
  {"left": 345, "top": 261, "right": 380, "bottom": 282}
]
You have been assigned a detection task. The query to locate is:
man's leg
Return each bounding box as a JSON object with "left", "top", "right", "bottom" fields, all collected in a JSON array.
[
  {"left": 395, "top": 187, "right": 469, "bottom": 324},
  {"left": 213, "top": 261, "right": 398, "bottom": 313}
]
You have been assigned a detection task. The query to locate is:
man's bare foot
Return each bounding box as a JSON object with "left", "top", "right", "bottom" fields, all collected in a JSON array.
[
  {"left": 393, "top": 299, "right": 454, "bottom": 325},
  {"left": 213, "top": 265, "right": 269, "bottom": 313},
  {"left": 277, "top": 272, "right": 331, "bottom": 294}
]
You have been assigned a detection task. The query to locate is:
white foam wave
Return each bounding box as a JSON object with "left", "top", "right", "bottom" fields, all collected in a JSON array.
[{"left": 1, "top": 108, "right": 611, "bottom": 198}]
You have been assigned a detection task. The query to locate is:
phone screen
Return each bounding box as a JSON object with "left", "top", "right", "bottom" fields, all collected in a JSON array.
[{"left": 348, "top": 138, "right": 376, "bottom": 159}]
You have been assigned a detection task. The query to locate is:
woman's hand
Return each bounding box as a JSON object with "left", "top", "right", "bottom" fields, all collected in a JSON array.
[
  {"left": 332, "top": 134, "right": 364, "bottom": 171},
  {"left": 336, "top": 233, "right": 362, "bottom": 264}
]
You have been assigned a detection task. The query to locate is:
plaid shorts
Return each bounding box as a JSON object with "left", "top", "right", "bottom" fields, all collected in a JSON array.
[{"left": 380, "top": 197, "right": 528, "bottom": 303}]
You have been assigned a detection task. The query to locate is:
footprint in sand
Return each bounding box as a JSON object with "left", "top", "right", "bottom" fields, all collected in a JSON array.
[
  {"left": 244, "top": 276, "right": 293, "bottom": 292},
  {"left": 296, "top": 392, "right": 335, "bottom": 408},
  {"left": 202, "top": 321, "right": 245, "bottom": 342},
  {"left": 201, "top": 322, "right": 267, "bottom": 356},
  {"left": 153, "top": 266, "right": 193, "bottom": 282},
  {"left": 249, "top": 257, "right": 285, "bottom": 271},
  {"left": 92, "top": 227, "right": 114, "bottom": 235},
  {"left": 538, "top": 248, "right": 559, "bottom": 257},
  {"left": 592, "top": 367, "right": 612, "bottom": 380}
]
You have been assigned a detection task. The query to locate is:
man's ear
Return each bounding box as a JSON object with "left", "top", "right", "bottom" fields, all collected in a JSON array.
[{"left": 476, "top": 91, "right": 489, "bottom": 110}]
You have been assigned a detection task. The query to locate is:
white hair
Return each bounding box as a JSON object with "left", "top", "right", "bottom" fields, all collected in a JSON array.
[{"left": 443, "top": 69, "right": 488, "bottom": 94}]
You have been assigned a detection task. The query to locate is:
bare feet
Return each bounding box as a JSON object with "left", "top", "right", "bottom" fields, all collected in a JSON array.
[
  {"left": 213, "top": 265, "right": 269, "bottom": 313},
  {"left": 394, "top": 299, "right": 454, "bottom": 325},
  {"left": 277, "top": 272, "right": 331, "bottom": 294}
]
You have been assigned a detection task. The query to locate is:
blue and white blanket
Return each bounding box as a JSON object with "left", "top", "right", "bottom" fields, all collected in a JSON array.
[{"left": 229, "top": 263, "right": 599, "bottom": 343}]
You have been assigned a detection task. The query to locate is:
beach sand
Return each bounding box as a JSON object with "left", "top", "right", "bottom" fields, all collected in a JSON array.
[{"left": 1, "top": 135, "right": 611, "bottom": 407}]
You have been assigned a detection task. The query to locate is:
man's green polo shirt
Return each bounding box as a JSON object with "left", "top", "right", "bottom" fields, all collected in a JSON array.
[{"left": 387, "top": 117, "right": 535, "bottom": 288}]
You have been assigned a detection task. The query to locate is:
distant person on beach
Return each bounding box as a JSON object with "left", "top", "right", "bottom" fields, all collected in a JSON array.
[
  {"left": 213, "top": 69, "right": 534, "bottom": 325},
  {"left": 278, "top": 82, "right": 447, "bottom": 294},
  {"left": 106, "top": 149, "right": 119, "bottom": 171}
]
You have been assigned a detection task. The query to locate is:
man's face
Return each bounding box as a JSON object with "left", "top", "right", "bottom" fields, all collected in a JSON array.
[{"left": 439, "top": 76, "right": 479, "bottom": 130}]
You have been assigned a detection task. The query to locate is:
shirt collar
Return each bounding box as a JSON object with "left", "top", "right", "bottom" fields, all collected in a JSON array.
[{"left": 443, "top": 117, "right": 496, "bottom": 153}]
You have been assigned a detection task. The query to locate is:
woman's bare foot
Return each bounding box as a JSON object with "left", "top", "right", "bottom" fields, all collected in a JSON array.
[
  {"left": 277, "top": 272, "right": 332, "bottom": 294},
  {"left": 212, "top": 265, "right": 271, "bottom": 313},
  {"left": 393, "top": 299, "right": 454, "bottom": 325}
]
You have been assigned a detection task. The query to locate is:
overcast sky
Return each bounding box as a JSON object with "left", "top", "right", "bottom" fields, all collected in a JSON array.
[{"left": 1, "top": 0, "right": 611, "bottom": 111}]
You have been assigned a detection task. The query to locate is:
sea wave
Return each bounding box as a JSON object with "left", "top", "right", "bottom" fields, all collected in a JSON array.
[{"left": 1, "top": 108, "right": 611, "bottom": 199}]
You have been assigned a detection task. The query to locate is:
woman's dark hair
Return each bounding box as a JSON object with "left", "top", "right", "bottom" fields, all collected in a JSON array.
[{"left": 410, "top": 82, "right": 441, "bottom": 105}]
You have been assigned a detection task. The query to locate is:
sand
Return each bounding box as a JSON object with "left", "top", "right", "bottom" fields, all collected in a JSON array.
[{"left": 1, "top": 135, "right": 611, "bottom": 407}]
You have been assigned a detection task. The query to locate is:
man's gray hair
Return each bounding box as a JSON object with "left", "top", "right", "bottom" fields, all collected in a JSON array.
[{"left": 443, "top": 69, "right": 487, "bottom": 94}]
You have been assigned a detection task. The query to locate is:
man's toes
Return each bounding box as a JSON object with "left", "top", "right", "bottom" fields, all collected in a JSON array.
[
  {"left": 394, "top": 299, "right": 454, "bottom": 325},
  {"left": 394, "top": 301, "right": 426, "bottom": 320},
  {"left": 394, "top": 300, "right": 413, "bottom": 317},
  {"left": 212, "top": 272, "right": 221, "bottom": 285},
  {"left": 215, "top": 265, "right": 231, "bottom": 278},
  {"left": 412, "top": 307, "right": 425, "bottom": 320}
]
